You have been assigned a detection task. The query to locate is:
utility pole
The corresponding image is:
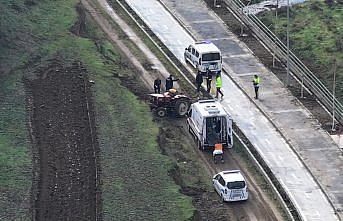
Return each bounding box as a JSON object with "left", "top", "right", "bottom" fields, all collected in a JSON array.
[
  {"left": 286, "top": 0, "right": 290, "bottom": 86},
  {"left": 273, "top": 0, "right": 279, "bottom": 67},
  {"left": 332, "top": 60, "right": 337, "bottom": 131}
]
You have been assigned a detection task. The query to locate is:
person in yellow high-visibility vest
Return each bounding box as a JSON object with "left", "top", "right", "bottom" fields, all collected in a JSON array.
[
  {"left": 252, "top": 75, "right": 261, "bottom": 99},
  {"left": 215, "top": 74, "right": 224, "bottom": 98}
]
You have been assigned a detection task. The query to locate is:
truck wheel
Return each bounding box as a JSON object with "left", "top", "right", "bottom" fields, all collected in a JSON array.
[
  {"left": 156, "top": 108, "right": 167, "bottom": 117},
  {"left": 197, "top": 139, "right": 202, "bottom": 150},
  {"left": 174, "top": 99, "right": 190, "bottom": 116}
]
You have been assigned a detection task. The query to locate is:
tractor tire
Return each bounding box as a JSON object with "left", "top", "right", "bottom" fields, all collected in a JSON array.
[
  {"left": 174, "top": 98, "right": 190, "bottom": 117},
  {"left": 155, "top": 107, "right": 167, "bottom": 117}
]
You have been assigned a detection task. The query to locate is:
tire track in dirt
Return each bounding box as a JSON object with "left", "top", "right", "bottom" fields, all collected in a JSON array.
[
  {"left": 28, "top": 63, "right": 100, "bottom": 221},
  {"left": 186, "top": 129, "right": 281, "bottom": 221}
]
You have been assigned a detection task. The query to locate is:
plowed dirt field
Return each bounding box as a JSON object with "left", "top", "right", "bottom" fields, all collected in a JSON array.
[{"left": 28, "top": 63, "right": 101, "bottom": 221}]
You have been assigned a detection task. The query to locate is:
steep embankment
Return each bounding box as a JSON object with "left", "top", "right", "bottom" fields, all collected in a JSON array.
[
  {"left": 0, "top": 0, "right": 194, "bottom": 220},
  {"left": 259, "top": 1, "right": 343, "bottom": 102}
]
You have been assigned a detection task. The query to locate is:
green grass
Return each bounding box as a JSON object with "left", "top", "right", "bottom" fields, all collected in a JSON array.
[
  {"left": 81, "top": 9, "right": 195, "bottom": 219},
  {"left": 0, "top": 69, "right": 32, "bottom": 219},
  {"left": 1, "top": 0, "right": 195, "bottom": 219},
  {"left": 91, "top": 66, "right": 194, "bottom": 221},
  {"left": 258, "top": 1, "right": 343, "bottom": 101}
]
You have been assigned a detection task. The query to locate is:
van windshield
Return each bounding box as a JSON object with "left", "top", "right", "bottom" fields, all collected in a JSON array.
[
  {"left": 202, "top": 53, "right": 220, "bottom": 61},
  {"left": 227, "top": 181, "right": 246, "bottom": 189}
]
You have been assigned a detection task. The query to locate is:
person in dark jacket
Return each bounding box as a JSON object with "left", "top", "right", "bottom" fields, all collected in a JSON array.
[
  {"left": 154, "top": 78, "right": 161, "bottom": 93},
  {"left": 195, "top": 71, "right": 203, "bottom": 92},
  {"left": 206, "top": 69, "right": 212, "bottom": 93},
  {"left": 165, "top": 74, "right": 179, "bottom": 91}
]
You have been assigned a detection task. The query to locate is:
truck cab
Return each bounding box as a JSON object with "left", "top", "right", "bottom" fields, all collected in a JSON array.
[{"left": 187, "top": 100, "right": 233, "bottom": 150}]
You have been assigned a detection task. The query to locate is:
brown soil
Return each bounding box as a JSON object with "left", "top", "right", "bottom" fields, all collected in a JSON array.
[
  {"left": 27, "top": 62, "right": 101, "bottom": 221},
  {"left": 203, "top": 0, "right": 340, "bottom": 132},
  {"left": 156, "top": 118, "right": 283, "bottom": 221}
]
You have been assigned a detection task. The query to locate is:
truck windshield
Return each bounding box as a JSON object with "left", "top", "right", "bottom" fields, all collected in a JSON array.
[
  {"left": 227, "top": 181, "right": 246, "bottom": 189},
  {"left": 202, "top": 53, "right": 220, "bottom": 61}
]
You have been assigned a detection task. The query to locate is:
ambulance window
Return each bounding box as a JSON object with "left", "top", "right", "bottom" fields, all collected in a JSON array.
[
  {"left": 195, "top": 51, "right": 199, "bottom": 57},
  {"left": 191, "top": 48, "right": 195, "bottom": 55}
]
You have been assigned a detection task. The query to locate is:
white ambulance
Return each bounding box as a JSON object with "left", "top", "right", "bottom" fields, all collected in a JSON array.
[
  {"left": 184, "top": 41, "right": 222, "bottom": 74},
  {"left": 187, "top": 100, "right": 233, "bottom": 150}
]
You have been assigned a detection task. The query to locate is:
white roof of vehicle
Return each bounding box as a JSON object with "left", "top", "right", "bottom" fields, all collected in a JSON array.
[
  {"left": 193, "top": 100, "right": 229, "bottom": 117},
  {"left": 193, "top": 41, "right": 220, "bottom": 54},
  {"left": 220, "top": 170, "right": 245, "bottom": 183}
]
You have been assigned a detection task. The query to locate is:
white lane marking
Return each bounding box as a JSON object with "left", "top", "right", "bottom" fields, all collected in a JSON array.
[
  {"left": 190, "top": 19, "right": 215, "bottom": 24},
  {"left": 234, "top": 72, "right": 261, "bottom": 77},
  {"left": 272, "top": 109, "right": 304, "bottom": 114},
  {"left": 222, "top": 54, "right": 251, "bottom": 58},
  {"left": 206, "top": 37, "right": 234, "bottom": 41}
]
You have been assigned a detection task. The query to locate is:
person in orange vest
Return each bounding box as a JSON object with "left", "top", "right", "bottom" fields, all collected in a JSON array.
[{"left": 213, "top": 143, "right": 224, "bottom": 164}]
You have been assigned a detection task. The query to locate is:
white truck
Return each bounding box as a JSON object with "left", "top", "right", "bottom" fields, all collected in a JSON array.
[
  {"left": 187, "top": 100, "right": 233, "bottom": 150},
  {"left": 184, "top": 41, "right": 222, "bottom": 74}
]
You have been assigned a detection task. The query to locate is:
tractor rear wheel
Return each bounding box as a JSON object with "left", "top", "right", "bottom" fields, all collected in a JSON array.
[
  {"left": 174, "top": 98, "right": 190, "bottom": 117},
  {"left": 156, "top": 107, "right": 167, "bottom": 117}
]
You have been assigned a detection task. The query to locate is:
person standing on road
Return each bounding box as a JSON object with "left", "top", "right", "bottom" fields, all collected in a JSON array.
[
  {"left": 195, "top": 71, "right": 203, "bottom": 93},
  {"left": 215, "top": 74, "right": 224, "bottom": 98},
  {"left": 165, "top": 74, "right": 179, "bottom": 91},
  {"left": 154, "top": 77, "right": 161, "bottom": 93},
  {"left": 206, "top": 69, "right": 212, "bottom": 93},
  {"left": 252, "top": 74, "right": 261, "bottom": 99}
]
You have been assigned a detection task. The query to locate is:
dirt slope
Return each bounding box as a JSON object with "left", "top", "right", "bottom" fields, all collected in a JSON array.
[{"left": 84, "top": 0, "right": 286, "bottom": 220}]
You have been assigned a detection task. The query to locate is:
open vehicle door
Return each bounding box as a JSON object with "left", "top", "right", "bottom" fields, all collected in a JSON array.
[{"left": 227, "top": 116, "right": 233, "bottom": 148}]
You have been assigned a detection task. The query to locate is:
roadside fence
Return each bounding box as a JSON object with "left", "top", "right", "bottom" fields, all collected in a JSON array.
[{"left": 223, "top": 0, "right": 343, "bottom": 125}]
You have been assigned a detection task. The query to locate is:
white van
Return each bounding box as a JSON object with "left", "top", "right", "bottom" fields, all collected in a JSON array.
[
  {"left": 187, "top": 100, "right": 233, "bottom": 150},
  {"left": 184, "top": 41, "right": 222, "bottom": 74},
  {"left": 212, "top": 170, "right": 249, "bottom": 202}
]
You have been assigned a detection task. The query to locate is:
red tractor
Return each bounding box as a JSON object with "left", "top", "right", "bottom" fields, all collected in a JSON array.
[{"left": 149, "top": 91, "right": 191, "bottom": 117}]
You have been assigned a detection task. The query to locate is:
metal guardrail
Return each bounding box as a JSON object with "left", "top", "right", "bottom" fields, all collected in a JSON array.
[{"left": 224, "top": 0, "right": 343, "bottom": 126}]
